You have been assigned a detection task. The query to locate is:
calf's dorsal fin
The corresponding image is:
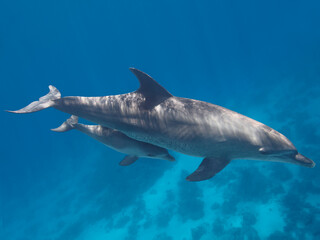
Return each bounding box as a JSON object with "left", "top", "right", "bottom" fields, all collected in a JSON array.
[{"left": 129, "top": 68, "right": 172, "bottom": 109}]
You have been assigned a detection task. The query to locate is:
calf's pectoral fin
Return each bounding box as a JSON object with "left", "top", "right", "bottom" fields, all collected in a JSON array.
[
  {"left": 119, "top": 155, "right": 139, "bottom": 166},
  {"left": 186, "top": 157, "right": 231, "bottom": 182}
]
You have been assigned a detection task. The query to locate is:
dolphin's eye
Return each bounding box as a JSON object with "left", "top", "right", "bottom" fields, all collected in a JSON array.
[{"left": 147, "top": 154, "right": 155, "bottom": 157}]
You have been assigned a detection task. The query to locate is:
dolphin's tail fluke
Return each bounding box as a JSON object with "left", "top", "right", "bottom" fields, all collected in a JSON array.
[
  {"left": 51, "top": 115, "right": 79, "bottom": 132},
  {"left": 6, "top": 85, "right": 61, "bottom": 114}
]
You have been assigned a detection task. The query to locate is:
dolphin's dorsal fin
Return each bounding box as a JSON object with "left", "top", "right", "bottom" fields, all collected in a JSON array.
[
  {"left": 186, "top": 157, "right": 231, "bottom": 181},
  {"left": 119, "top": 155, "right": 139, "bottom": 166},
  {"left": 130, "top": 68, "right": 172, "bottom": 109}
]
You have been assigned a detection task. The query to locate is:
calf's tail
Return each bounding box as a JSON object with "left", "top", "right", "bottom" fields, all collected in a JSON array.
[{"left": 51, "top": 115, "right": 78, "bottom": 132}]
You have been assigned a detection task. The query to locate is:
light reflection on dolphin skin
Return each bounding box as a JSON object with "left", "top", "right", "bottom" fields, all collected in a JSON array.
[
  {"left": 51, "top": 115, "right": 175, "bottom": 165},
  {"left": 8, "top": 68, "right": 315, "bottom": 181}
]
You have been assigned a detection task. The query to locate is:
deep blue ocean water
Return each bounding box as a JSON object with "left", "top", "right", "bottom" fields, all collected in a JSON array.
[{"left": 1, "top": 1, "right": 320, "bottom": 239}]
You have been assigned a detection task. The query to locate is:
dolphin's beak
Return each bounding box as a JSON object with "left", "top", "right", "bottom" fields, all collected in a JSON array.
[{"left": 294, "top": 153, "right": 315, "bottom": 168}]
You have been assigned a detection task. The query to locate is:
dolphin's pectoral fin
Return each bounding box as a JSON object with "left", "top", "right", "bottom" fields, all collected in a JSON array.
[
  {"left": 119, "top": 155, "right": 139, "bottom": 166},
  {"left": 129, "top": 68, "right": 173, "bottom": 109},
  {"left": 186, "top": 157, "right": 231, "bottom": 182}
]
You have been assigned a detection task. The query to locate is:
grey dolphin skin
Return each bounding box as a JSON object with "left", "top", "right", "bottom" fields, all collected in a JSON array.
[
  {"left": 8, "top": 68, "right": 315, "bottom": 181},
  {"left": 51, "top": 115, "right": 175, "bottom": 165}
]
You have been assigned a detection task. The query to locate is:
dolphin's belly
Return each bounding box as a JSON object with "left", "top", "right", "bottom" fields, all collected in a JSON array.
[
  {"left": 118, "top": 111, "right": 260, "bottom": 157},
  {"left": 123, "top": 124, "right": 259, "bottom": 158}
]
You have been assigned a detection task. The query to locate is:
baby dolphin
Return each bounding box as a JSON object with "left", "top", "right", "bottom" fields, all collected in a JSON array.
[
  {"left": 51, "top": 115, "right": 175, "bottom": 166},
  {"left": 8, "top": 68, "right": 315, "bottom": 181}
]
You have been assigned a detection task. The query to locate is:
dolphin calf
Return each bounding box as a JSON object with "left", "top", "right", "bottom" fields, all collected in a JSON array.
[
  {"left": 51, "top": 115, "right": 175, "bottom": 166},
  {"left": 8, "top": 68, "right": 315, "bottom": 181}
]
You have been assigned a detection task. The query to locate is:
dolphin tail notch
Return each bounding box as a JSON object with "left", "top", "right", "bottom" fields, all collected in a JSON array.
[
  {"left": 6, "top": 85, "right": 61, "bottom": 114},
  {"left": 51, "top": 115, "right": 79, "bottom": 132}
]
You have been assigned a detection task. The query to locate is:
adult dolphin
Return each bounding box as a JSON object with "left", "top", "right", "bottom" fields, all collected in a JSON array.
[
  {"left": 52, "top": 115, "right": 175, "bottom": 165},
  {"left": 8, "top": 68, "right": 315, "bottom": 181}
]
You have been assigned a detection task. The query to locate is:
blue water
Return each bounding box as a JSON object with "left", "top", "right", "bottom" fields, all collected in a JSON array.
[{"left": 1, "top": 1, "right": 320, "bottom": 239}]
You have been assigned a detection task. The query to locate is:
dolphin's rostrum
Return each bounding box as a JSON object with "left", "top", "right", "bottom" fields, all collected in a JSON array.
[{"left": 8, "top": 68, "right": 315, "bottom": 181}]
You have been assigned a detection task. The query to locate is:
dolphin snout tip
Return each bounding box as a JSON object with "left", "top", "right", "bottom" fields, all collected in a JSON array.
[
  {"left": 295, "top": 153, "right": 315, "bottom": 168},
  {"left": 308, "top": 161, "right": 316, "bottom": 168}
]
